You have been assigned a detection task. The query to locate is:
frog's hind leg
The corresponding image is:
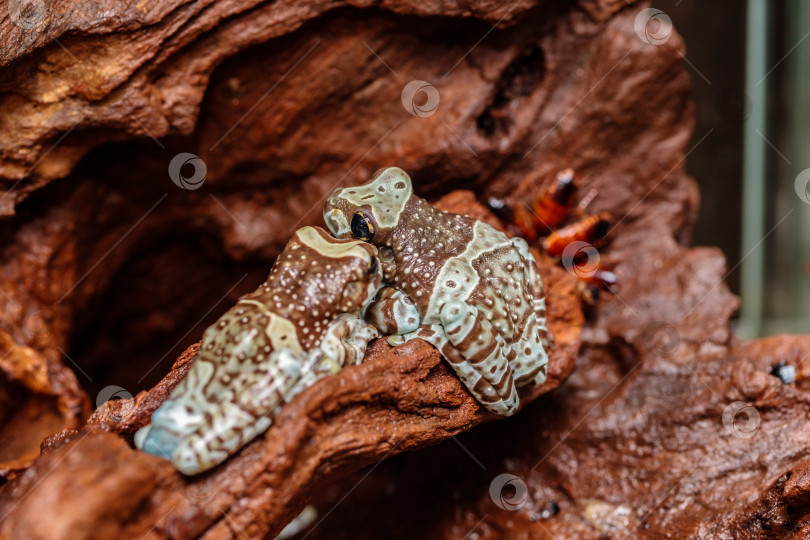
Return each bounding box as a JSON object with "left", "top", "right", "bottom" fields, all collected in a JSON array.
[
  {"left": 169, "top": 349, "right": 304, "bottom": 475},
  {"left": 416, "top": 300, "right": 519, "bottom": 415},
  {"left": 511, "top": 235, "right": 550, "bottom": 350},
  {"left": 507, "top": 236, "right": 550, "bottom": 388},
  {"left": 510, "top": 312, "right": 549, "bottom": 388}
]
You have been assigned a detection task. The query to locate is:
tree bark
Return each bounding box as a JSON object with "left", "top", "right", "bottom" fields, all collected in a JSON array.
[{"left": 2, "top": 0, "right": 803, "bottom": 538}]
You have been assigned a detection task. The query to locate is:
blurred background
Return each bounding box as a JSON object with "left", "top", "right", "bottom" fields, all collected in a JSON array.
[{"left": 655, "top": 0, "right": 810, "bottom": 338}]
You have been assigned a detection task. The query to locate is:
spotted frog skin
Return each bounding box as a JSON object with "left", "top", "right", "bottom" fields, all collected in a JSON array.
[
  {"left": 135, "top": 226, "right": 384, "bottom": 475},
  {"left": 324, "top": 167, "right": 549, "bottom": 415}
]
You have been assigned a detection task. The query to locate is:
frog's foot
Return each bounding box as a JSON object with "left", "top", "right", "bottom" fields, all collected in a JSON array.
[{"left": 364, "top": 287, "right": 421, "bottom": 336}]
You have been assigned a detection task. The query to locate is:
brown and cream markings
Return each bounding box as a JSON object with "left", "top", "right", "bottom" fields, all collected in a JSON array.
[
  {"left": 324, "top": 167, "right": 549, "bottom": 415},
  {"left": 135, "top": 226, "right": 384, "bottom": 475}
]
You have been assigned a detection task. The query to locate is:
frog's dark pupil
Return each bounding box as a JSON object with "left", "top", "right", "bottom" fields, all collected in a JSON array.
[
  {"left": 351, "top": 212, "right": 372, "bottom": 240},
  {"left": 368, "top": 256, "right": 379, "bottom": 275}
]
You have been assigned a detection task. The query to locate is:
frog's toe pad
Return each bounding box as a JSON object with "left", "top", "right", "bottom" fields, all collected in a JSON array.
[{"left": 135, "top": 424, "right": 180, "bottom": 461}]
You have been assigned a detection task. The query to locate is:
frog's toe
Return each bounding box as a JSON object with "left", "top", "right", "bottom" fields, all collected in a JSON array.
[
  {"left": 135, "top": 424, "right": 181, "bottom": 461},
  {"left": 135, "top": 399, "right": 204, "bottom": 461}
]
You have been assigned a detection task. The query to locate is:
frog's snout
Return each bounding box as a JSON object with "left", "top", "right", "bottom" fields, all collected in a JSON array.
[
  {"left": 325, "top": 188, "right": 342, "bottom": 207},
  {"left": 324, "top": 208, "right": 351, "bottom": 238}
]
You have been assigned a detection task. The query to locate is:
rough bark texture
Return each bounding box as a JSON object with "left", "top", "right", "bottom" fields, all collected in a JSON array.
[{"left": 0, "top": 0, "right": 806, "bottom": 538}]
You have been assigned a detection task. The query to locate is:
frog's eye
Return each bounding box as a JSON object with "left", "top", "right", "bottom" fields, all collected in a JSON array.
[
  {"left": 368, "top": 256, "right": 379, "bottom": 275},
  {"left": 351, "top": 211, "right": 374, "bottom": 241}
]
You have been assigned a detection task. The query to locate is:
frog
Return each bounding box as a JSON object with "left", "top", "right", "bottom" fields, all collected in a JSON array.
[
  {"left": 135, "top": 225, "right": 391, "bottom": 475},
  {"left": 323, "top": 167, "right": 549, "bottom": 416}
]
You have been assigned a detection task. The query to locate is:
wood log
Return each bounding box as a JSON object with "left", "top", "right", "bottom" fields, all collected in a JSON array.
[{"left": 1, "top": 0, "right": 800, "bottom": 538}]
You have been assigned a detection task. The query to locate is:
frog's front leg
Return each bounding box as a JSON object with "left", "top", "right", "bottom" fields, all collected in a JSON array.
[
  {"left": 413, "top": 300, "right": 520, "bottom": 415},
  {"left": 293, "top": 313, "right": 379, "bottom": 395},
  {"left": 364, "top": 287, "right": 421, "bottom": 336}
]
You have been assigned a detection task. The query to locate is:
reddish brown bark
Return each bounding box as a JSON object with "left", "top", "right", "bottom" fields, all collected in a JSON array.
[{"left": 1, "top": 0, "right": 804, "bottom": 538}]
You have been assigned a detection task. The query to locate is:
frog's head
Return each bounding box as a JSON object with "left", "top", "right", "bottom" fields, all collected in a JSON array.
[
  {"left": 323, "top": 167, "right": 413, "bottom": 244},
  {"left": 284, "top": 226, "right": 383, "bottom": 320}
]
